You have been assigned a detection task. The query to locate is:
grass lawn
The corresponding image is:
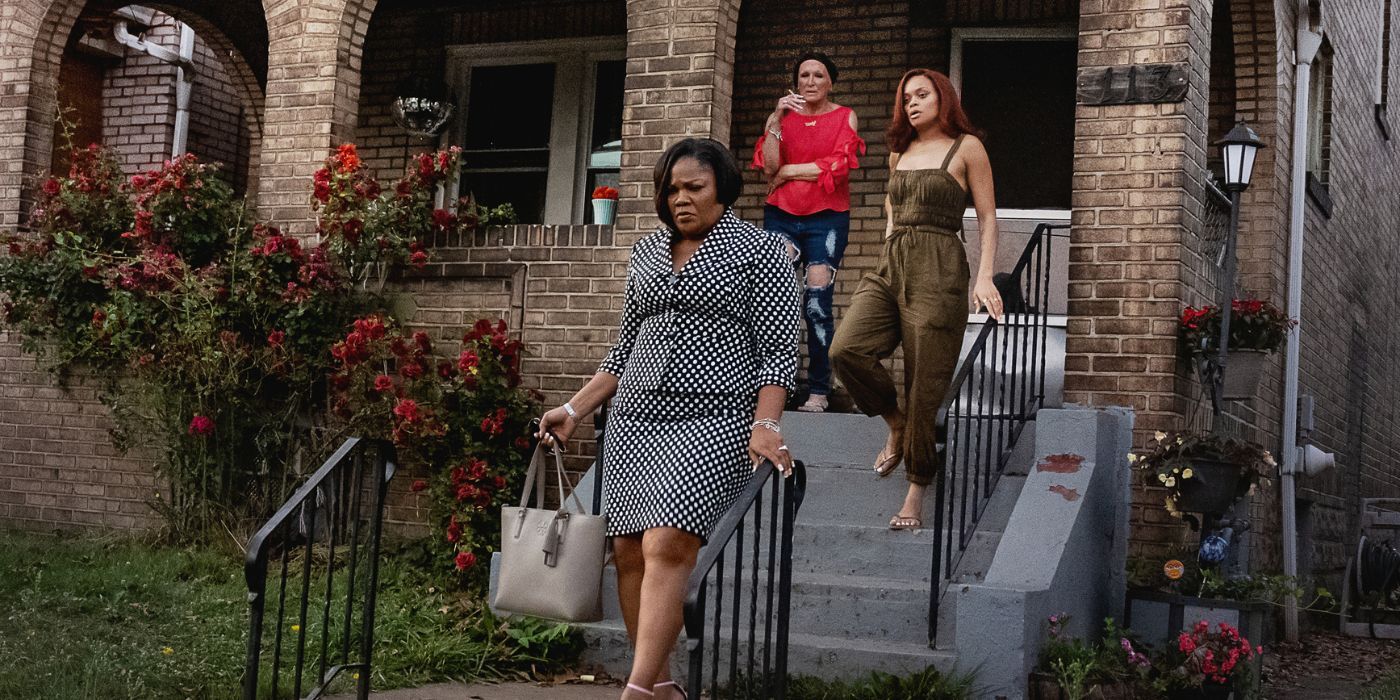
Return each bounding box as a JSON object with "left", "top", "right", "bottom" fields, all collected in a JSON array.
[
  {"left": 0, "top": 531, "right": 578, "bottom": 700},
  {"left": 1360, "top": 667, "right": 1400, "bottom": 700}
]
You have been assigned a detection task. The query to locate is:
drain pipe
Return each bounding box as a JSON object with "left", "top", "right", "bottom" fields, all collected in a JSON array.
[
  {"left": 1281, "top": 11, "right": 1324, "bottom": 644},
  {"left": 114, "top": 19, "right": 197, "bottom": 159}
]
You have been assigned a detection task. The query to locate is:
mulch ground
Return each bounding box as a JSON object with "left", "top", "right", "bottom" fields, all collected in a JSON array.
[{"left": 1260, "top": 629, "right": 1400, "bottom": 699}]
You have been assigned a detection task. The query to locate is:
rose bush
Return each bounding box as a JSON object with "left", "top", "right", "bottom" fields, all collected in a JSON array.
[
  {"left": 0, "top": 141, "right": 509, "bottom": 544},
  {"left": 328, "top": 315, "right": 537, "bottom": 582}
]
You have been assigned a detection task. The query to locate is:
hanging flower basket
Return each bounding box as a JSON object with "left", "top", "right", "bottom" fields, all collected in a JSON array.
[
  {"left": 1220, "top": 349, "right": 1269, "bottom": 400},
  {"left": 1173, "top": 459, "right": 1243, "bottom": 515},
  {"left": 1130, "top": 431, "right": 1276, "bottom": 518}
]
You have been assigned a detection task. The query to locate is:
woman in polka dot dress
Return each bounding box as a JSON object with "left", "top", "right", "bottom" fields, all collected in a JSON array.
[{"left": 537, "top": 138, "right": 801, "bottom": 700}]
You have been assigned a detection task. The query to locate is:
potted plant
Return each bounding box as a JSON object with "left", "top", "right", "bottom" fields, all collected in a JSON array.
[
  {"left": 1030, "top": 615, "right": 1154, "bottom": 700},
  {"left": 1130, "top": 431, "right": 1275, "bottom": 517},
  {"left": 590, "top": 185, "right": 619, "bottom": 225},
  {"left": 1179, "top": 298, "right": 1293, "bottom": 399},
  {"left": 1152, "top": 620, "right": 1259, "bottom": 700}
]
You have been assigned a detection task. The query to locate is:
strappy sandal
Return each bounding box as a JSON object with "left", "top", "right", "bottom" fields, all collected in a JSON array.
[
  {"left": 797, "top": 394, "right": 828, "bottom": 413},
  {"left": 654, "top": 680, "right": 688, "bottom": 699},
  {"left": 889, "top": 514, "right": 922, "bottom": 531},
  {"left": 873, "top": 446, "right": 902, "bottom": 477},
  {"left": 624, "top": 683, "right": 655, "bottom": 697}
]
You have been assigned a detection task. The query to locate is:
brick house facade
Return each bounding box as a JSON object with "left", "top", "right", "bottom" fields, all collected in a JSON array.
[{"left": 1, "top": 0, "right": 1398, "bottom": 593}]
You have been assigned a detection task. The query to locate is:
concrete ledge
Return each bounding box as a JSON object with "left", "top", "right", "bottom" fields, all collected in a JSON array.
[{"left": 952, "top": 406, "right": 1133, "bottom": 700}]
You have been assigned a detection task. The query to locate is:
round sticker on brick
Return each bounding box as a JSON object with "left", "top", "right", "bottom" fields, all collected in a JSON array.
[{"left": 1163, "top": 559, "right": 1185, "bottom": 580}]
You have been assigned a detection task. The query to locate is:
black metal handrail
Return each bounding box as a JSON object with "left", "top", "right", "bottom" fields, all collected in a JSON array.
[
  {"left": 243, "top": 437, "right": 396, "bottom": 700},
  {"left": 927, "top": 222, "right": 1066, "bottom": 646},
  {"left": 682, "top": 460, "right": 806, "bottom": 699}
]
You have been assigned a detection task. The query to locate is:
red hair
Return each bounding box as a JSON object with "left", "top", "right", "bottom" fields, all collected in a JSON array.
[{"left": 885, "top": 69, "right": 983, "bottom": 153}]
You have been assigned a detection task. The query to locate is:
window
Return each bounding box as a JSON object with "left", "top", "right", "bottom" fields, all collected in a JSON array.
[
  {"left": 1307, "top": 40, "right": 1334, "bottom": 184},
  {"left": 447, "top": 38, "right": 625, "bottom": 225},
  {"left": 1378, "top": 0, "right": 1394, "bottom": 138},
  {"left": 1306, "top": 39, "right": 1334, "bottom": 215},
  {"left": 950, "top": 28, "right": 1077, "bottom": 218}
]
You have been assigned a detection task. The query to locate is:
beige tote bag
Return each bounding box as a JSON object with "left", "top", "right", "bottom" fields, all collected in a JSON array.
[{"left": 493, "top": 442, "right": 607, "bottom": 622}]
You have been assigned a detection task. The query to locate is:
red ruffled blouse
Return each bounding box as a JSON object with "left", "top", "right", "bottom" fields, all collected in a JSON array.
[{"left": 751, "top": 106, "right": 866, "bottom": 216}]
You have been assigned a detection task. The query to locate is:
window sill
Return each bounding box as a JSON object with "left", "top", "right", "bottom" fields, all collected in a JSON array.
[
  {"left": 1305, "top": 172, "right": 1333, "bottom": 219},
  {"left": 1378, "top": 104, "right": 1392, "bottom": 141}
]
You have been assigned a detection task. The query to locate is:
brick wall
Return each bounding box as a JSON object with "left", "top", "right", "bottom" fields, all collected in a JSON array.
[
  {"left": 730, "top": 0, "right": 911, "bottom": 393},
  {"left": 187, "top": 31, "right": 252, "bottom": 194},
  {"left": 1285, "top": 0, "right": 1400, "bottom": 584}
]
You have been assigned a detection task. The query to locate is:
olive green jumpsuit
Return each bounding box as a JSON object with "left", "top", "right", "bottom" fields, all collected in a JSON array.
[{"left": 829, "top": 135, "right": 970, "bottom": 485}]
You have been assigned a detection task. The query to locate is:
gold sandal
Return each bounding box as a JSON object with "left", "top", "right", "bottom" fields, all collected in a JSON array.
[
  {"left": 873, "top": 446, "right": 902, "bottom": 477},
  {"left": 889, "top": 514, "right": 922, "bottom": 530}
]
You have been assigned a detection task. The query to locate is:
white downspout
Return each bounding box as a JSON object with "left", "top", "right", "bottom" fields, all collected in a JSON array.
[
  {"left": 113, "top": 20, "right": 197, "bottom": 159},
  {"left": 1281, "top": 11, "right": 1324, "bottom": 644},
  {"left": 172, "top": 23, "right": 195, "bottom": 158}
]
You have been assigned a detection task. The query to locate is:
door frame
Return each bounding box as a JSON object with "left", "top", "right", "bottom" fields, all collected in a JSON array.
[{"left": 950, "top": 26, "right": 1078, "bottom": 222}]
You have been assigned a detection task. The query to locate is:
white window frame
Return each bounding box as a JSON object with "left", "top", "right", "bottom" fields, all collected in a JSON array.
[
  {"left": 1307, "top": 40, "right": 1333, "bottom": 180},
  {"left": 446, "top": 37, "right": 626, "bottom": 225},
  {"left": 1376, "top": 0, "right": 1393, "bottom": 108},
  {"left": 949, "top": 26, "right": 1078, "bottom": 222}
]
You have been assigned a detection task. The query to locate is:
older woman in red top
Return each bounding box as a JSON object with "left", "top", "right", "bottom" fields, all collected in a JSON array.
[{"left": 752, "top": 52, "right": 866, "bottom": 413}]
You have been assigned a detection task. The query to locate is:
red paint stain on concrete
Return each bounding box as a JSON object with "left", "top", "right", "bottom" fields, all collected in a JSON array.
[
  {"left": 1037, "top": 453, "right": 1084, "bottom": 474},
  {"left": 1048, "top": 484, "right": 1080, "bottom": 501}
]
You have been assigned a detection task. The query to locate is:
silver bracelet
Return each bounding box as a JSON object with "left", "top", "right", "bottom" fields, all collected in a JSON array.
[
  {"left": 562, "top": 402, "right": 578, "bottom": 419},
  {"left": 751, "top": 418, "right": 781, "bottom": 434},
  {"left": 768, "top": 128, "right": 782, "bottom": 141}
]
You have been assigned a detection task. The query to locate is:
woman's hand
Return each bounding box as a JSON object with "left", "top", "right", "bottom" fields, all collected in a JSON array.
[
  {"left": 536, "top": 406, "right": 580, "bottom": 451},
  {"left": 748, "top": 426, "right": 793, "bottom": 478},
  {"left": 767, "top": 170, "right": 789, "bottom": 195},
  {"left": 972, "top": 274, "right": 1004, "bottom": 322},
  {"left": 772, "top": 92, "right": 805, "bottom": 117}
]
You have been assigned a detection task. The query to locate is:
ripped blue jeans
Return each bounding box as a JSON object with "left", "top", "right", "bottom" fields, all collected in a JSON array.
[{"left": 763, "top": 205, "right": 850, "bottom": 396}]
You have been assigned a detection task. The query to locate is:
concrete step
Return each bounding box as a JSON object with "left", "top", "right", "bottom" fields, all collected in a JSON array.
[
  {"left": 789, "top": 521, "right": 934, "bottom": 581},
  {"left": 581, "top": 619, "right": 957, "bottom": 682}
]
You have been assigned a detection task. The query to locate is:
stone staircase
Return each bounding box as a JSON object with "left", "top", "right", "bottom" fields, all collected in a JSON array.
[
  {"left": 567, "top": 319, "right": 1073, "bottom": 685},
  {"left": 576, "top": 409, "right": 1040, "bottom": 680}
]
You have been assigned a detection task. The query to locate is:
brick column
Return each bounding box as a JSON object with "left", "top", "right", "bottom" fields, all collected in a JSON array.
[
  {"left": 615, "top": 0, "right": 743, "bottom": 244},
  {"left": 257, "top": 0, "right": 376, "bottom": 231},
  {"left": 1067, "top": 0, "right": 1213, "bottom": 441}
]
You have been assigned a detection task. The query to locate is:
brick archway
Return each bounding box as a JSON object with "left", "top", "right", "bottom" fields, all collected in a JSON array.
[
  {"left": 0, "top": 0, "right": 271, "bottom": 225},
  {"left": 147, "top": 2, "right": 268, "bottom": 198},
  {"left": 0, "top": 0, "right": 87, "bottom": 229}
]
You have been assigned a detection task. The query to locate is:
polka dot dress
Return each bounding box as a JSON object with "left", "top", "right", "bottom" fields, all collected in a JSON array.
[{"left": 598, "top": 210, "right": 800, "bottom": 540}]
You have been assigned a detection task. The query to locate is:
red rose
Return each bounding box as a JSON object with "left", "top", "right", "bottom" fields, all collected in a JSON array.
[
  {"left": 458, "top": 350, "right": 479, "bottom": 373},
  {"left": 436, "top": 361, "right": 456, "bottom": 379},
  {"left": 188, "top": 415, "right": 215, "bottom": 437},
  {"left": 409, "top": 250, "right": 429, "bottom": 269},
  {"left": 91, "top": 308, "right": 106, "bottom": 328},
  {"left": 410, "top": 479, "right": 428, "bottom": 492},
  {"left": 413, "top": 331, "right": 432, "bottom": 352},
  {"left": 373, "top": 374, "right": 393, "bottom": 392},
  {"left": 42, "top": 178, "right": 61, "bottom": 196},
  {"left": 400, "top": 361, "right": 424, "bottom": 380},
  {"left": 446, "top": 518, "right": 462, "bottom": 543},
  {"left": 454, "top": 550, "right": 476, "bottom": 571},
  {"left": 267, "top": 330, "right": 286, "bottom": 347},
  {"left": 432, "top": 208, "right": 455, "bottom": 230},
  {"left": 393, "top": 398, "right": 421, "bottom": 423}
]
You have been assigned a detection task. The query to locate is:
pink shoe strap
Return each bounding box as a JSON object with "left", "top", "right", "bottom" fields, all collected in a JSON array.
[
  {"left": 655, "top": 680, "right": 687, "bottom": 698},
  {"left": 626, "top": 683, "right": 655, "bottom": 697}
]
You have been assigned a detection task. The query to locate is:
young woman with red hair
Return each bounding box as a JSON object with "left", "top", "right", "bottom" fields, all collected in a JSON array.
[{"left": 829, "top": 68, "right": 1004, "bottom": 530}]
